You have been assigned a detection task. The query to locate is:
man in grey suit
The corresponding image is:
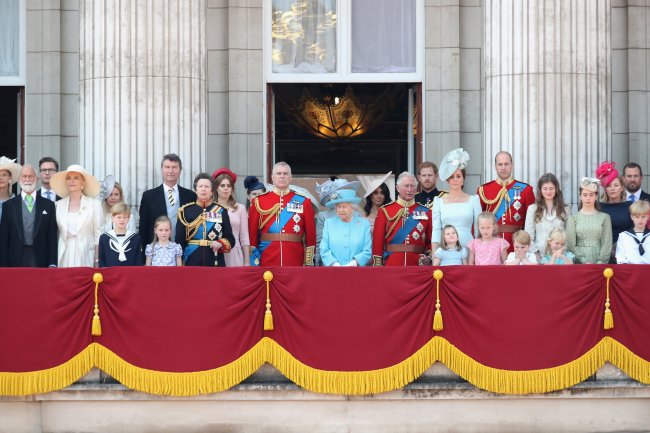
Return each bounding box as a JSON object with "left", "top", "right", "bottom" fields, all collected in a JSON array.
[{"left": 0, "top": 164, "right": 58, "bottom": 267}]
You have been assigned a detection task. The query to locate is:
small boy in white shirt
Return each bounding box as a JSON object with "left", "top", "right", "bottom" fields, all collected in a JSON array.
[
  {"left": 616, "top": 200, "right": 650, "bottom": 264},
  {"left": 505, "top": 230, "right": 538, "bottom": 265}
]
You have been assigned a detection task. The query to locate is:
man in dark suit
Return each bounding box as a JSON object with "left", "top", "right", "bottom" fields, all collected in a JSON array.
[
  {"left": 139, "top": 153, "right": 196, "bottom": 246},
  {"left": 38, "top": 156, "right": 61, "bottom": 202},
  {"left": 0, "top": 164, "right": 58, "bottom": 267},
  {"left": 623, "top": 162, "right": 650, "bottom": 203}
]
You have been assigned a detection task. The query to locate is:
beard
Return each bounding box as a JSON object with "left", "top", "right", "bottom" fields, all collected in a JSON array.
[
  {"left": 20, "top": 183, "right": 36, "bottom": 194},
  {"left": 626, "top": 183, "right": 641, "bottom": 193}
]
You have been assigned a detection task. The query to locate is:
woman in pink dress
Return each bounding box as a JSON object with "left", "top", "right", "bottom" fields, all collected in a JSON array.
[{"left": 213, "top": 168, "right": 250, "bottom": 266}]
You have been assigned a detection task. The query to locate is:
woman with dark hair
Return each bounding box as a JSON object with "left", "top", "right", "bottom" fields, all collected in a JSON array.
[
  {"left": 524, "top": 173, "right": 571, "bottom": 258},
  {"left": 243, "top": 175, "right": 266, "bottom": 209},
  {"left": 176, "top": 173, "right": 235, "bottom": 267},
  {"left": 430, "top": 148, "right": 481, "bottom": 252},
  {"left": 363, "top": 172, "right": 392, "bottom": 234},
  {"left": 566, "top": 178, "right": 612, "bottom": 264}
]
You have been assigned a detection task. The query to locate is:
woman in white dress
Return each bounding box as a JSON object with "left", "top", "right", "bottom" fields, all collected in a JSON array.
[
  {"left": 213, "top": 168, "right": 250, "bottom": 266},
  {"left": 51, "top": 165, "right": 103, "bottom": 268},
  {"left": 524, "top": 173, "right": 571, "bottom": 259},
  {"left": 431, "top": 148, "right": 481, "bottom": 251}
]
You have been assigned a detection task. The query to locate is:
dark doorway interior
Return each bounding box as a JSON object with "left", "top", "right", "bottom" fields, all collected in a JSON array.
[
  {"left": 273, "top": 83, "right": 414, "bottom": 176},
  {"left": 0, "top": 87, "right": 19, "bottom": 161}
]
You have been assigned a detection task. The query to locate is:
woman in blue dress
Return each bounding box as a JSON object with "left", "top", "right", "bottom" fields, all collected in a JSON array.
[
  {"left": 431, "top": 148, "right": 481, "bottom": 251},
  {"left": 320, "top": 189, "right": 372, "bottom": 266}
]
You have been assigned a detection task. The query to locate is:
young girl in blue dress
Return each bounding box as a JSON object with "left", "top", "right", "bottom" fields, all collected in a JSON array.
[
  {"left": 145, "top": 216, "right": 183, "bottom": 266},
  {"left": 540, "top": 228, "right": 575, "bottom": 265},
  {"left": 432, "top": 225, "right": 468, "bottom": 266}
]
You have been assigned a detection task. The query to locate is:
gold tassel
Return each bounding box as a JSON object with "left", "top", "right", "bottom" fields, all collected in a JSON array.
[
  {"left": 92, "top": 273, "right": 104, "bottom": 336},
  {"left": 432, "top": 269, "right": 444, "bottom": 331},
  {"left": 603, "top": 268, "right": 614, "bottom": 330},
  {"left": 263, "top": 271, "right": 274, "bottom": 331}
]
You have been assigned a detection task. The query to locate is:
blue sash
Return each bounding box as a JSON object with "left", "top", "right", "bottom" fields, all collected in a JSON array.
[
  {"left": 250, "top": 195, "right": 306, "bottom": 266},
  {"left": 384, "top": 205, "right": 428, "bottom": 260},
  {"left": 183, "top": 206, "right": 222, "bottom": 262},
  {"left": 494, "top": 182, "right": 527, "bottom": 221}
]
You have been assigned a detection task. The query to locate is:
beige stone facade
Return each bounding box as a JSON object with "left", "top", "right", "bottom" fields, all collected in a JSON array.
[{"left": 16, "top": 0, "right": 648, "bottom": 206}]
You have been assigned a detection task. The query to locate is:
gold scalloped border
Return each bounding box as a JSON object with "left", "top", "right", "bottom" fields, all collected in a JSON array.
[{"left": 2, "top": 337, "right": 650, "bottom": 396}]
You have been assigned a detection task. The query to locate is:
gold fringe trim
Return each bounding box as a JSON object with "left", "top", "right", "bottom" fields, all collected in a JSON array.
[
  {"left": 2, "top": 338, "right": 650, "bottom": 396},
  {"left": 94, "top": 342, "right": 266, "bottom": 396},
  {"left": 0, "top": 346, "right": 95, "bottom": 396}
]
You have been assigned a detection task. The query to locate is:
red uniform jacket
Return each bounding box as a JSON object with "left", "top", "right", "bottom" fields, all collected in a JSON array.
[
  {"left": 248, "top": 188, "right": 316, "bottom": 266},
  {"left": 477, "top": 178, "right": 535, "bottom": 252},
  {"left": 372, "top": 198, "right": 432, "bottom": 266}
]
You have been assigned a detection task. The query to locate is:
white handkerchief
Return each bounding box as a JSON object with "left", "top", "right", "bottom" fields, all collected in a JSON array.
[{"left": 42, "top": 210, "right": 48, "bottom": 214}]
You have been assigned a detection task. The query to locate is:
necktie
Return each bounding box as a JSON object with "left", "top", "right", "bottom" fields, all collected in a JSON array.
[
  {"left": 629, "top": 195, "right": 636, "bottom": 202},
  {"left": 25, "top": 195, "right": 34, "bottom": 213},
  {"left": 47, "top": 190, "right": 53, "bottom": 201},
  {"left": 168, "top": 188, "right": 176, "bottom": 206}
]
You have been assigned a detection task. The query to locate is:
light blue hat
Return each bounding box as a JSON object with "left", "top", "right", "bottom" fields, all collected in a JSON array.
[
  {"left": 325, "top": 189, "right": 361, "bottom": 208},
  {"left": 439, "top": 148, "right": 470, "bottom": 181},
  {"left": 316, "top": 178, "right": 361, "bottom": 206}
]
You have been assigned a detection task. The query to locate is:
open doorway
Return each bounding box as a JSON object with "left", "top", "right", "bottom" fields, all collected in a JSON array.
[
  {"left": 0, "top": 86, "right": 22, "bottom": 161},
  {"left": 268, "top": 82, "right": 421, "bottom": 201}
]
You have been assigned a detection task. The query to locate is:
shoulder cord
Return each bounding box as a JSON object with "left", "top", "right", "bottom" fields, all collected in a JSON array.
[{"left": 254, "top": 199, "right": 281, "bottom": 229}]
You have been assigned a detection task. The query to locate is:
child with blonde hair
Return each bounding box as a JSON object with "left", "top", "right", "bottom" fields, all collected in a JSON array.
[
  {"left": 540, "top": 228, "right": 574, "bottom": 265},
  {"left": 432, "top": 225, "right": 468, "bottom": 266},
  {"left": 467, "top": 212, "right": 509, "bottom": 265},
  {"left": 504, "top": 230, "right": 538, "bottom": 265},
  {"left": 145, "top": 216, "right": 183, "bottom": 266},
  {"left": 616, "top": 200, "right": 650, "bottom": 264},
  {"left": 98, "top": 203, "right": 143, "bottom": 267}
]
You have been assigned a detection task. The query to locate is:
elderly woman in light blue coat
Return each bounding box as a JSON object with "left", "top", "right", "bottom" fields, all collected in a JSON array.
[{"left": 320, "top": 189, "right": 372, "bottom": 266}]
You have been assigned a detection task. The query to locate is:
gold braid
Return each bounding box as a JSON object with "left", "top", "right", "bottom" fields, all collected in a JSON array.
[
  {"left": 478, "top": 180, "right": 513, "bottom": 214},
  {"left": 381, "top": 206, "right": 406, "bottom": 240},
  {"left": 177, "top": 203, "right": 218, "bottom": 241},
  {"left": 254, "top": 198, "right": 281, "bottom": 229}
]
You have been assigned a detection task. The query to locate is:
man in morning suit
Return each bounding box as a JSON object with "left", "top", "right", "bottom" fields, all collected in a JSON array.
[
  {"left": 139, "top": 153, "right": 196, "bottom": 246},
  {"left": 415, "top": 161, "right": 445, "bottom": 209},
  {"left": 477, "top": 151, "right": 535, "bottom": 252},
  {"left": 623, "top": 162, "right": 650, "bottom": 203},
  {"left": 372, "top": 172, "right": 432, "bottom": 266},
  {"left": 248, "top": 161, "right": 316, "bottom": 266},
  {"left": 0, "top": 164, "right": 57, "bottom": 267}
]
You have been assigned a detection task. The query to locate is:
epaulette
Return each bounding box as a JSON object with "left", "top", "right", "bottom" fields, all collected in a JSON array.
[
  {"left": 437, "top": 190, "right": 448, "bottom": 197},
  {"left": 178, "top": 202, "right": 194, "bottom": 212}
]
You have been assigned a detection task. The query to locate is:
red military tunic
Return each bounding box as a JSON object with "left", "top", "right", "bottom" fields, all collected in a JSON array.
[
  {"left": 372, "top": 198, "right": 432, "bottom": 266},
  {"left": 477, "top": 178, "right": 535, "bottom": 252},
  {"left": 248, "top": 188, "right": 316, "bottom": 266}
]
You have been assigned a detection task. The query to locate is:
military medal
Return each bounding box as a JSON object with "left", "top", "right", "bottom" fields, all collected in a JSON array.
[
  {"left": 293, "top": 224, "right": 301, "bottom": 233},
  {"left": 287, "top": 201, "right": 304, "bottom": 213},
  {"left": 412, "top": 232, "right": 420, "bottom": 240},
  {"left": 513, "top": 201, "right": 522, "bottom": 211},
  {"left": 292, "top": 213, "right": 301, "bottom": 223},
  {"left": 416, "top": 222, "right": 424, "bottom": 232},
  {"left": 514, "top": 213, "right": 521, "bottom": 222},
  {"left": 208, "top": 231, "right": 217, "bottom": 240}
]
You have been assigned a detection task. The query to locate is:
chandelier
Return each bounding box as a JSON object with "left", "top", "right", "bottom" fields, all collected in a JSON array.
[{"left": 277, "top": 85, "right": 398, "bottom": 141}]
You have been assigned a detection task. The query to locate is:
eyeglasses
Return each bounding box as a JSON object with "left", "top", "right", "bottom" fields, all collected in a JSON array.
[{"left": 40, "top": 169, "right": 57, "bottom": 173}]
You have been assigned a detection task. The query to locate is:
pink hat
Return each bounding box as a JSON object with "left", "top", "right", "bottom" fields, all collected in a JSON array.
[{"left": 595, "top": 161, "right": 618, "bottom": 188}]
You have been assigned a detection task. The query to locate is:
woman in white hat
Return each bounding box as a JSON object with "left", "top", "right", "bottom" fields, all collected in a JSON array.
[
  {"left": 0, "top": 156, "right": 21, "bottom": 223},
  {"left": 431, "top": 148, "right": 481, "bottom": 252},
  {"left": 51, "top": 165, "right": 104, "bottom": 267},
  {"left": 320, "top": 189, "right": 371, "bottom": 266}
]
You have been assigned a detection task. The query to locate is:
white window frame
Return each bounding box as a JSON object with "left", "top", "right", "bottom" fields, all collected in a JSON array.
[
  {"left": 264, "top": 0, "right": 424, "bottom": 83},
  {"left": 0, "top": 0, "right": 26, "bottom": 86}
]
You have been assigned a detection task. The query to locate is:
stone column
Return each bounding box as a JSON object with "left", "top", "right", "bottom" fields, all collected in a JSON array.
[
  {"left": 484, "top": 0, "right": 610, "bottom": 203},
  {"left": 80, "top": 0, "right": 206, "bottom": 208}
]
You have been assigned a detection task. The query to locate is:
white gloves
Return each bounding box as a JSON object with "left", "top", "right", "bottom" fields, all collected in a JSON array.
[{"left": 344, "top": 259, "right": 358, "bottom": 267}]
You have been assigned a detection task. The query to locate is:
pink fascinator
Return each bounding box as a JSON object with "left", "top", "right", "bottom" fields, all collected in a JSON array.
[{"left": 595, "top": 161, "right": 618, "bottom": 188}]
